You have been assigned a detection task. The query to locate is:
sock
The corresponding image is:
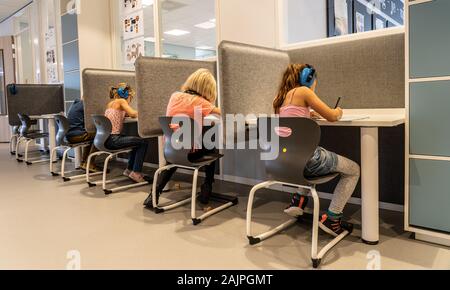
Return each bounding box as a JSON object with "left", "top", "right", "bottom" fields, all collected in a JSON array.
[{"left": 326, "top": 209, "right": 343, "bottom": 220}]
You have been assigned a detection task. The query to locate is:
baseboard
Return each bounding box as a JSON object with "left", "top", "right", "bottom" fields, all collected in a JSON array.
[{"left": 416, "top": 233, "right": 450, "bottom": 247}]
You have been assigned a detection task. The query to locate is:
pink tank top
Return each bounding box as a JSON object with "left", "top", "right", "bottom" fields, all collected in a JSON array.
[
  {"left": 105, "top": 108, "right": 126, "bottom": 135},
  {"left": 277, "top": 105, "right": 311, "bottom": 137}
]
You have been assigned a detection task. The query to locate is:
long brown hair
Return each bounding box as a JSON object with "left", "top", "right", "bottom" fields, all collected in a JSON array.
[{"left": 273, "top": 64, "right": 308, "bottom": 114}]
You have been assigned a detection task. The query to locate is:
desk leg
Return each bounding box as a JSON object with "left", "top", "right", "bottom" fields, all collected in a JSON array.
[
  {"left": 361, "top": 127, "right": 380, "bottom": 245},
  {"left": 48, "top": 119, "right": 56, "bottom": 162},
  {"left": 74, "top": 147, "right": 82, "bottom": 169}
]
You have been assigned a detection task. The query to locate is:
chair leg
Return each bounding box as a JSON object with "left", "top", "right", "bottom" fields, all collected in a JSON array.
[
  {"left": 25, "top": 139, "right": 33, "bottom": 164},
  {"left": 190, "top": 169, "right": 200, "bottom": 222},
  {"left": 10, "top": 134, "right": 17, "bottom": 155},
  {"left": 152, "top": 165, "right": 191, "bottom": 213},
  {"left": 246, "top": 181, "right": 297, "bottom": 245},
  {"left": 50, "top": 146, "right": 61, "bottom": 176},
  {"left": 102, "top": 154, "right": 114, "bottom": 191},
  {"left": 86, "top": 151, "right": 108, "bottom": 186},
  {"left": 61, "top": 147, "right": 72, "bottom": 178},
  {"left": 309, "top": 186, "right": 351, "bottom": 269},
  {"left": 310, "top": 186, "right": 321, "bottom": 266},
  {"left": 16, "top": 137, "right": 24, "bottom": 161}
]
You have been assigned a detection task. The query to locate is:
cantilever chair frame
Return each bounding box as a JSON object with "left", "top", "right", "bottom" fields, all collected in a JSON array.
[
  {"left": 86, "top": 115, "right": 149, "bottom": 195},
  {"left": 151, "top": 116, "right": 238, "bottom": 225},
  {"left": 16, "top": 114, "right": 50, "bottom": 165},
  {"left": 10, "top": 126, "right": 19, "bottom": 155},
  {"left": 246, "top": 117, "right": 352, "bottom": 269},
  {"left": 49, "top": 115, "right": 101, "bottom": 182}
]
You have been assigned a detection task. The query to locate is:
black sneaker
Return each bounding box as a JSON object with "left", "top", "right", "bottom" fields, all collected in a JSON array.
[
  {"left": 143, "top": 188, "right": 161, "bottom": 209},
  {"left": 284, "top": 195, "right": 309, "bottom": 217},
  {"left": 199, "top": 183, "right": 212, "bottom": 205},
  {"left": 319, "top": 214, "right": 354, "bottom": 237}
]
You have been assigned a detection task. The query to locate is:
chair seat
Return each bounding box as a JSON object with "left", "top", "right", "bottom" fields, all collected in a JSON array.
[
  {"left": 24, "top": 132, "right": 49, "bottom": 139},
  {"left": 305, "top": 173, "right": 340, "bottom": 185},
  {"left": 190, "top": 153, "right": 223, "bottom": 167}
]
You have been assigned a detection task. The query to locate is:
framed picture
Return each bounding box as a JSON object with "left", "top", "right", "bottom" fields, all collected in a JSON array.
[
  {"left": 353, "top": 0, "right": 373, "bottom": 33},
  {"left": 373, "top": 14, "right": 386, "bottom": 30},
  {"left": 121, "top": 0, "right": 142, "bottom": 15},
  {"left": 327, "top": 0, "right": 354, "bottom": 37},
  {"left": 123, "top": 37, "right": 144, "bottom": 65},
  {"left": 122, "top": 10, "right": 144, "bottom": 40}
]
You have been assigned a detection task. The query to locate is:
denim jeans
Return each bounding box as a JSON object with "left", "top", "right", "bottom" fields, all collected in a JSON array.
[
  {"left": 304, "top": 147, "right": 338, "bottom": 177},
  {"left": 105, "top": 134, "right": 148, "bottom": 173}
]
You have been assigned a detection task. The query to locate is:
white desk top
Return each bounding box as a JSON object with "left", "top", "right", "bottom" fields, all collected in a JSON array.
[
  {"left": 29, "top": 113, "right": 63, "bottom": 120},
  {"left": 244, "top": 109, "right": 405, "bottom": 128},
  {"left": 316, "top": 109, "right": 405, "bottom": 128}
]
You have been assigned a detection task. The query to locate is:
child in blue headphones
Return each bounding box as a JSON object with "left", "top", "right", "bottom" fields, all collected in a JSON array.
[
  {"left": 273, "top": 64, "right": 360, "bottom": 237},
  {"left": 104, "top": 83, "right": 150, "bottom": 183}
]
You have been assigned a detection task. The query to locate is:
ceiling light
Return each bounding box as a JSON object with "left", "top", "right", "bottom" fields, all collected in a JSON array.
[
  {"left": 194, "top": 21, "right": 216, "bottom": 29},
  {"left": 164, "top": 29, "right": 190, "bottom": 36},
  {"left": 143, "top": 0, "right": 154, "bottom": 7},
  {"left": 196, "top": 46, "right": 213, "bottom": 50}
]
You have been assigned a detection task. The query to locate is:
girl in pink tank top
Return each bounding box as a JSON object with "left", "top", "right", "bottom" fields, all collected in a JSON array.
[
  {"left": 273, "top": 64, "right": 360, "bottom": 237},
  {"left": 104, "top": 83, "right": 150, "bottom": 184}
]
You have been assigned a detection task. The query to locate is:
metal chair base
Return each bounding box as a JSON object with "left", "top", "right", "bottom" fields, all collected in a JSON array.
[
  {"left": 246, "top": 180, "right": 351, "bottom": 269},
  {"left": 86, "top": 150, "right": 151, "bottom": 195},
  {"left": 152, "top": 164, "right": 238, "bottom": 225}
]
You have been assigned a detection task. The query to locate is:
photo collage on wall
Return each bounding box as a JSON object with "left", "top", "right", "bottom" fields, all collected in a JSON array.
[
  {"left": 327, "top": 0, "right": 404, "bottom": 37},
  {"left": 121, "top": 0, "right": 145, "bottom": 65},
  {"left": 45, "top": 27, "right": 58, "bottom": 84}
]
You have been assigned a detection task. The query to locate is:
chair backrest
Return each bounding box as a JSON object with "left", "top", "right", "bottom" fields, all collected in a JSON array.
[
  {"left": 258, "top": 117, "right": 321, "bottom": 185},
  {"left": 17, "top": 113, "right": 32, "bottom": 136},
  {"left": 54, "top": 115, "right": 70, "bottom": 146},
  {"left": 159, "top": 116, "right": 203, "bottom": 167},
  {"left": 91, "top": 115, "right": 112, "bottom": 152}
]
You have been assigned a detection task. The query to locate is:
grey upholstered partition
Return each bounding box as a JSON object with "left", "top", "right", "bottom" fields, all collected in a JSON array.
[
  {"left": 6, "top": 84, "right": 65, "bottom": 126},
  {"left": 135, "top": 56, "right": 217, "bottom": 138},
  {"left": 288, "top": 32, "right": 405, "bottom": 109},
  {"left": 219, "top": 41, "right": 290, "bottom": 115},
  {"left": 82, "top": 68, "right": 135, "bottom": 132}
]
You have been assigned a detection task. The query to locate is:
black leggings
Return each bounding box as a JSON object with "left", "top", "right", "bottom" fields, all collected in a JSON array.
[{"left": 156, "top": 149, "right": 217, "bottom": 192}]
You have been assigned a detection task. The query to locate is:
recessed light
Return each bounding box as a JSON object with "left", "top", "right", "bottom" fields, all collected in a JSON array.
[
  {"left": 194, "top": 21, "right": 216, "bottom": 29},
  {"left": 143, "top": 0, "right": 154, "bottom": 7},
  {"left": 196, "top": 46, "right": 213, "bottom": 50},
  {"left": 164, "top": 29, "right": 190, "bottom": 36}
]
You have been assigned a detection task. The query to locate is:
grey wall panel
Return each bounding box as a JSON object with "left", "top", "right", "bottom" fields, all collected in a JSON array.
[
  {"left": 6, "top": 84, "right": 65, "bottom": 126},
  {"left": 409, "top": 0, "right": 450, "bottom": 78},
  {"left": 135, "top": 56, "right": 216, "bottom": 138},
  {"left": 410, "top": 158, "right": 450, "bottom": 233},
  {"left": 410, "top": 80, "right": 450, "bottom": 157},
  {"left": 288, "top": 33, "right": 405, "bottom": 109},
  {"left": 219, "top": 41, "right": 290, "bottom": 115},
  {"left": 64, "top": 71, "right": 81, "bottom": 101},
  {"left": 62, "top": 40, "right": 80, "bottom": 72},
  {"left": 82, "top": 69, "right": 135, "bottom": 132},
  {"left": 61, "top": 13, "right": 78, "bottom": 44}
]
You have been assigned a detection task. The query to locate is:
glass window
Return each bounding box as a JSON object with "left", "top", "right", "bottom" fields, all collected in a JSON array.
[
  {"left": 161, "top": 0, "right": 216, "bottom": 60},
  {"left": 282, "top": 0, "right": 405, "bottom": 45}
]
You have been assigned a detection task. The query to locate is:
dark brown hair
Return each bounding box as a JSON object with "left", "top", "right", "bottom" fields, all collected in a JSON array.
[{"left": 273, "top": 64, "right": 308, "bottom": 114}]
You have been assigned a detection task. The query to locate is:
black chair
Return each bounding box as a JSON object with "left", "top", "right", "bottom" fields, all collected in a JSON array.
[
  {"left": 246, "top": 117, "right": 352, "bottom": 269},
  {"left": 86, "top": 115, "right": 150, "bottom": 195},
  {"left": 16, "top": 114, "right": 49, "bottom": 165},
  {"left": 49, "top": 115, "right": 97, "bottom": 181},
  {"left": 151, "top": 116, "right": 238, "bottom": 225}
]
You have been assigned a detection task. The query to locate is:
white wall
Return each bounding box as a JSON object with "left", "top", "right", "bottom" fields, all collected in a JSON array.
[
  {"left": 77, "top": 0, "right": 113, "bottom": 72},
  {"left": 218, "top": 0, "right": 278, "bottom": 48},
  {"left": 282, "top": 0, "right": 327, "bottom": 45},
  {"left": 0, "top": 18, "right": 14, "bottom": 37}
]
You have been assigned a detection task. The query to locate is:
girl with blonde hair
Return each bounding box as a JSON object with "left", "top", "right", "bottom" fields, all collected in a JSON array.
[{"left": 144, "top": 69, "right": 221, "bottom": 208}]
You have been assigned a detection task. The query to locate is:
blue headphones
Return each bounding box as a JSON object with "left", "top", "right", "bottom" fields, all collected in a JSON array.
[
  {"left": 299, "top": 64, "right": 316, "bottom": 88},
  {"left": 117, "top": 86, "right": 130, "bottom": 99}
]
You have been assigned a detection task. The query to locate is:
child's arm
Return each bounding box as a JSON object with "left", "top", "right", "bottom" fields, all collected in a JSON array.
[
  {"left": 120, "top": 99, "right": 138, "bottom": 118},
  {"left": 302, "top": 88, "right": 343, "bottom": 122}
]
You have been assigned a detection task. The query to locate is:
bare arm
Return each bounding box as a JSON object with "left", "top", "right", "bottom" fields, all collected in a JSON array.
[
  {"left": 119, "top": 99, "right": 138, "bottom": 118},
  {"left": 301, "top": 88, "right": 342, "bottom": 122}
]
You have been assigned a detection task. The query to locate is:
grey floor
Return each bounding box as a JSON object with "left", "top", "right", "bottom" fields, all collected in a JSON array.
[{"left": 0, "top": 144, "right": 449, "bottom": 270}]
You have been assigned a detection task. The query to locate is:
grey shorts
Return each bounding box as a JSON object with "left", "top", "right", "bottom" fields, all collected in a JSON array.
[{"left": 304, "top": 147, "right": 338, "bottom": 177}]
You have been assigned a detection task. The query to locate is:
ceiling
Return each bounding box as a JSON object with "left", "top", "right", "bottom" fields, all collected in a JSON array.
[
  {"left": 0, "top": 0, "right": 32, "bottom": 23},
  {"left": 142, "top": 0, "right": 216, "bottom": 49}
]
